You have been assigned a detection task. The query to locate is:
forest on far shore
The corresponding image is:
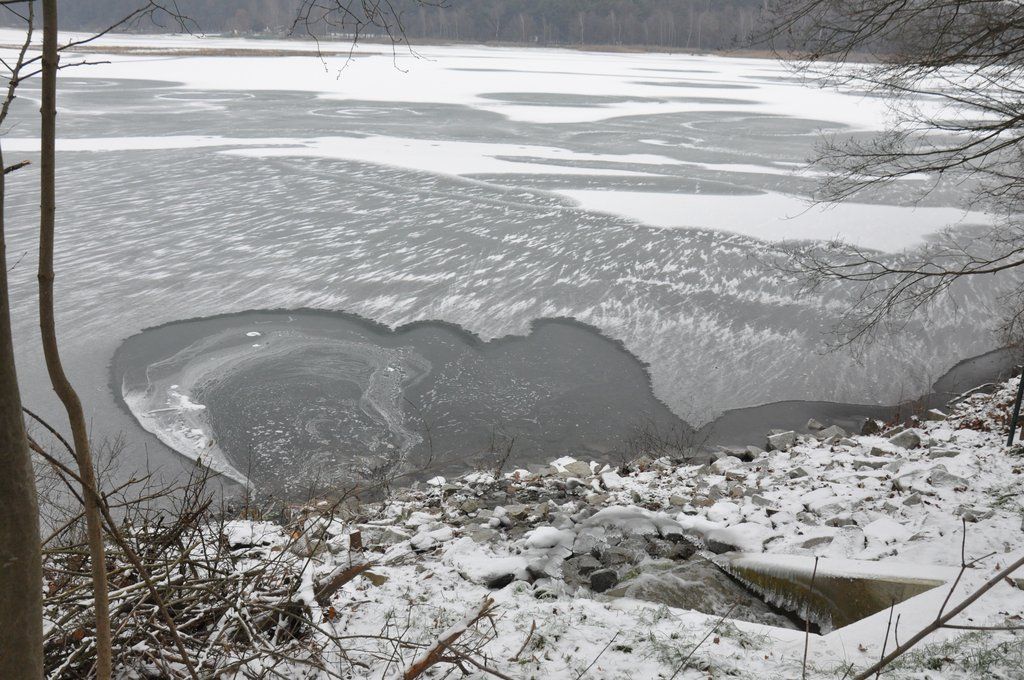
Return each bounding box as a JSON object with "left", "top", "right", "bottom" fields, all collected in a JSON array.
[{"left": 51, "top": 1, "right": 769, "bottom": 51}]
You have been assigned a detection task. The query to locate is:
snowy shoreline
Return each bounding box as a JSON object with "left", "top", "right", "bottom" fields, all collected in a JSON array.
[{"left": 202, "top": 373, "right": 1024, "bottom": 678}]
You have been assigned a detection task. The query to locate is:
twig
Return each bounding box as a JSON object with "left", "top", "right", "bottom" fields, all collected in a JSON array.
[
  {"left": 402, "top": 597, "right": 496, "bottom": 680},
  {"left": 3, "top": 159, "right": 28, "bottom": 173},
  {"left": 509, "top": 620, "right": 536, "bottom": 662},
  {"left": 669, "top": 604, "right": 737, "bottom": 680},
  {"left": 576, "top": 630, "right": 618, "bottom": 679},
  {"left": 439, "top": 641, "right": 516, "bottom": 680},
  {"left": 875, "top": 601, "right": 896, "bottom": 680}
]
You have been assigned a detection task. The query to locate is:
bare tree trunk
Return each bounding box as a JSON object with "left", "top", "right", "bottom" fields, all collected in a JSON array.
[
  {"left": 0, "top": 143, "right": 44, "bottom": 678},
  {"left": 38, "top": 2, "right": 112, "bottom": 677}
]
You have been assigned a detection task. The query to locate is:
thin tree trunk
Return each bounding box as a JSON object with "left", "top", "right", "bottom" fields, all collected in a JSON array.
[
  {"left": 38, "top": 2, "right": 112, "bottom": 677},
  {"left": 0, "top": 140, "right": 44, "bottom": 678}
]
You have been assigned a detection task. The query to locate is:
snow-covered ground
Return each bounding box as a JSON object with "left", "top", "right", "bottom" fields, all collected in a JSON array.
[{"left": 184, "top": 374, "right": 1024, "bottom": 678}]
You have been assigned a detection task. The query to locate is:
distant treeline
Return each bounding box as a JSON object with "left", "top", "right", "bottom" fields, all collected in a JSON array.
[{"left": 52, "top": 1, "right": 769, "bottom": 51}]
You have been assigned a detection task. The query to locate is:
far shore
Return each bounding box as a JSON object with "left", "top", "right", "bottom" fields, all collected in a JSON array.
[{"left": 0, "top": 31, "right": 873, "bottom": 62}]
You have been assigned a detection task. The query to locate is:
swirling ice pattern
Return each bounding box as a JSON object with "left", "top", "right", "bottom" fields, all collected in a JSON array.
[{"left": 122, "top": 325, "right": 430, "bottom": 491}]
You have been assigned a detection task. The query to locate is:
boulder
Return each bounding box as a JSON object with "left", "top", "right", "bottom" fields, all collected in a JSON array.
[
  {"left": 600, "top": 545, "right": 639, "bottom": 567},
  {"left": 724, "top": 469, "right": 747, "bottom": 482},
  {"left": 486, "top": 573, "right": 516, "bottom": 589},
  {"left": 572, "top": 527, "right": 607, "bottom": 556},
  {"left": 646, "top": 538, "right": 696, "bottom": 560},
  {"left": 799, "top": 535, "right": 833, "bottom": 549},
  {"left": 927, "top": 469, "right": 968, "bottom": 488},
  {"left": 711, "top": 455, "right": 742, "bottom": 473},
  {"left": 561, "top": 461, "right": 593, "bottom": 479},
  {"left": 788, "top": 466, "right": 811, "bottom": 479},
  {"left": 503, "top": 504, "right": 531, "bottom": 520},
  {"left": 853, "top": 457, "right": 888, "bottom": 470},
  {"left": 600, "top": 471, "right": 625, "bottom": 491},
  {"left": 806, "top": 418, "right": 825, "bottom": 431},
  {"left": 957, "top": 505, "right": 994, "bottom": 522},
  {"left": 567, "top": 554, "right": 602, "bottom": 576},
  {"left": 468, "top": 526, "right": 498, "bottom": 543},
  {"left": 924, "top": 409, "right": 948, "bottom": 422},
  {"left": 816, "top": 425, "right": 848, "bottom": 440},
  {"left": 861, "top": 419, "right": 884, "bottom": 436},
  {"left": 705, "top": 522, "right": 771, "bottom": 553},
  {"left": 926, "top": 448, "right": 960, "bottom": 459},
  {"left": 888, "top": 429, "right": 922, "bottom": 449},
  {"left": 766, "top": 431, "right": 797, "bottom": 452},
  {"left": 590, "top": 569, "right": 619, "bottom": 593}
]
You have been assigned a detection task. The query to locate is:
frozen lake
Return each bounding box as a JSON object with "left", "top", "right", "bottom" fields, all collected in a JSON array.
[{"left": 0, "top": 33, "right": 1008, "bottom": 491}]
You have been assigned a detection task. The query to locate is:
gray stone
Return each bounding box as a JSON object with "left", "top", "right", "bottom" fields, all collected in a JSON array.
[
  {"left": 924, "top": 409, "right": 949, "bottom": 422},
  {"left": 504, "top": 504, "right": 531, "bottom": 519},
  {"left": 799, "top": 535, "right": 833, "bottom": 549},
  {"left": 927, "top": 469, "right": 967, "bottom": 488},
  {"left": 926, "top": 448, "right": 960, "bottom": 459},
  {"left": 460, "top": 498, "right": 481, "bottom": 514},
  {"left": 806, "top": 418, "right": 825, "bottom": 431},
  {"left": 706, "top": 536, "right": 739, "bottom": 554},
  {"left": 861, "top": 419, "right": 884, "bottom": 436},
  {"left": 573, "top": 528, "right": 607, "bottom": 556},
  {"left": 468, "top": 527, "right": 498, "bottom": 543},
  {"left": 956, "top": 506, "right": 993, "bottom": 522},
  {"left": 825, "top": 515, "right": 858, "bottom": 527},
  {"left": 600, "top": 546, "right": 638, "bottom": 567},
  {"left": 767, "top": 431, "right": 797, "bottom": 452},
  {"left": 561, "top": 461, "right": 593, "bottom": 478},
  {"left": 377, "top": 527, "right": 413, "bottom": 545},
  {"left": 746, "top": 445, "right": 765, "bottom": 460},
  {"left": 711, "top": 455, "right": 742, "bottom": 473},
  {"left": 853, "top": 458, "right": 888, "bottom": 470},
  {"left": 669, "top": 495, "right": 688, "bottom": 507},
  {"left": 788, "top": 466, "right": 811, "bottom": 479},
  {"left": 568, "top": 554, "right": 602, "bottom": 576},
  {"left": 590, "top": 569, "right": 619, "bottom": 593},
  {"left": 725, "top": 469, "right": 747, "bottom": 482},
  {"left": 889, "top": 430, "right": 922, "bottom": 450},
  {"left": 644, "top": 536, "right": 696, "bottom": 560},
  {"left": 902, "top": 494, "right": 922, "bottom": 506},
  {"left": 486, "top": 573, "right": 516, "bottom": 589},
  {"left": 817, "top": 425, "right": 848, "bottom": 440}
]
